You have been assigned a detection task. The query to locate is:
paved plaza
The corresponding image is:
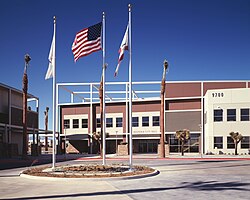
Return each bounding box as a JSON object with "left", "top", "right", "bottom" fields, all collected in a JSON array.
[{"left": 0, "top": 154, "right": 250, "bottom": 200}]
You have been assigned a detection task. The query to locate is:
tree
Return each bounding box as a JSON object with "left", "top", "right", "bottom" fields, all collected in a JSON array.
[
  {"left": 92, "top": 132, "right": 109, "bottom": 156},
  {"left": 44, "top": 107, "right": 49, "bottom": 152},
  {"left": 175, "top": 129, "right": 190, "bottom": 156},
  {"left": 160, "top": 59, "right": 168, "bottom": 158},
  {"left": 229, "top": 132, "right": 243, "bottom": 155}
]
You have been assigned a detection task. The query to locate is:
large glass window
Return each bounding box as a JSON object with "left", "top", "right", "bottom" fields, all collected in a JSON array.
[
  {"left": 214, "top": 109, "right": 223, "bottom": 122},
  {"left": 152, "top": 116, "right": 160, "bottom": 126},
  {"left": 116, "top": 117, "right": 123, "bottom": 127},
  {"left": 168, "top": 133, "right": 200, "bottom": 153},
  {"left": 169, "top": 134, "right": 179, "bottom": 152},
  {"left": 82, "top": 119, "right": 88, "bottom": 128},
  {"left": 241, "top": 136, "right": 250, "bottom": 149},
  {"left": 214, "top": 137, "right": 223, "bottom": 149},
  {"left": 96, "top": 118, "right": 101, "bottom": 128},
  {"left": 227, "top": 137, "right": 235, "bottom": 149},
  {"left": 64, "top": 119, "right": 70, "bottom": 129},
  {"left": 142, "top": 116, "right": 149, "bottom": 127},
  {"left": 106, "top": 118, "right": 113, "bottom": 128},
  {"left": 132, "top": 117, "right": 139, "bottom": 127},
  {"left": 227, "top": 109, "right": 236, "bottom": 121},
  {"left": 241, "top": 109, "right": 249, "bottom": 121},
  {"left": 73, "top": 119, "right": 79, "bottom": 129}
]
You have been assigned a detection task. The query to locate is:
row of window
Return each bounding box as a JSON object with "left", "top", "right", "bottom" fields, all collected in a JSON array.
[
  {"left": 214, "top": 108, "right": 249, "bottom": 122},
  {"left": 214, "top": 136, "right": 250, "bottom": 149},
  {"left": 96, "top": 116, "right": 160, "bottom": 128},
  {"left": 63, "top": 116, "right": 160, "bottom": 129},
  {"left": 96, "top": 117, "right": 123, "bottom": 128},
  {"left": 64, "top": 119, "right": 88, "bottom": 129},
  {"left": 132, "top": 116, "right": 160, "bottom": 127}
]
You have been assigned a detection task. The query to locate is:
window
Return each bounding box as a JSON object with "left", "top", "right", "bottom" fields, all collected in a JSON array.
[
  {"left": 168, "top": 134, "right": 200, "bottom": 153},
  {"left": 142, "top": 117, "right": 149, "bottom": 127},
  {"left": 82, "top": 119, "right": 88, "bottom": 128},
  {"left": 106, "top": 118, "right": 113, "bottom": 128},
  {"left": 241, "top": 109, "right": 249, "bottom": 121},
  {"left": 96, "top": 118, "right": 101, "bottom": 128},
  {"left": 214, "top": 137, "right": 223, "bottom": 149},
  {"left": 152, "top": 116, "right": 160, "bottom": 126},
  {"left": 0, "top": 133, "right": 3, "bottom": 143},
  {"left": 214, "top": 109, "right": 223, "bottom": 122},
  {"left": 227, "top": 109, "right": 236, "bottom": 121},
  {"left": 241, "top": 136, "right": 250, "bottom": 149},
  {"left": 227, "top": 137, "right": 235, "bottom": 149},
  {"left": 132, "top": 117, "right": 139, "bottom": 127},
  {"left": 64, "top": 119, "right": 70, "bottom": 129},
  {"left": 73, "top": 119, "right": 79, "bottom": 128},
  {"left": 116, "top": 117, "right": 123, "bottom": 127}
]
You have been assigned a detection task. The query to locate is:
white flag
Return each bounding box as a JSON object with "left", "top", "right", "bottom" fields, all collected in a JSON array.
[
  {"left": 45, "top": 33, "right": 55, "bottom": 80},
  {"left": 114, "top": 25, "right": 129, "bottom": 77}
]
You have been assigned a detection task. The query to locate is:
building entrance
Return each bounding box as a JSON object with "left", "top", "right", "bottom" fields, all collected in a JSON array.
[{"left": 138, "top": 141, "right": 158, "bottom": 153}]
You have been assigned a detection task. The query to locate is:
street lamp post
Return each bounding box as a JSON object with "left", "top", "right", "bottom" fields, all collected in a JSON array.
[
  {"left": 160, "top": 59, "right": 168, "bottom": 158},
  {"left": 22, "top": 54, "right": 31, "bottom": 158}
]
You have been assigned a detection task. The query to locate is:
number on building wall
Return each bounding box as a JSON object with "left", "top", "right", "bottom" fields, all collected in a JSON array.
[{"left": 212, "top": 92, "right": 224, "bottom": 98}]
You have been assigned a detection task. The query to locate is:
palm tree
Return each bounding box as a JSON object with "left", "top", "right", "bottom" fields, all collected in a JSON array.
[
  {"left": 175, "top": 129, "right": 190, "bottom": 156},
  {"left": 229, "top": 132, "right": 243, "bottom": 155}
]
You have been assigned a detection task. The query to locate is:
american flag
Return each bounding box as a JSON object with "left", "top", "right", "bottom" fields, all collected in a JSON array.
[{"left": 72, "top": 22, "right": 102, "bottom": 62}]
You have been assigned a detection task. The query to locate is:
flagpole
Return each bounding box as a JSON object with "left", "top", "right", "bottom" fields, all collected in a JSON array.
[
  {"left": 128, "top": 4, "right": 133, "bottom": 169},
  {"left": 102, "top": 12, "right": 106, "bottom": 165},
  {"left": 52, "top": 16, "right": 56, "bottom": 169}
]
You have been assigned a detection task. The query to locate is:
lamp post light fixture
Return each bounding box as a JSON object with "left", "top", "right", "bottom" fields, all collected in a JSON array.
[
  {"left": 22, "top": 54, "right": 31, "bottom": 158},
  {"left": 160, "top": 59, "right": 168, "bottom": 158}
]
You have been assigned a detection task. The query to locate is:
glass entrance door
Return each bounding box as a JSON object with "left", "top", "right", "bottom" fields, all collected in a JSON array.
[{"left": 139, "top": 141, "right": 157, "bottom": 153}]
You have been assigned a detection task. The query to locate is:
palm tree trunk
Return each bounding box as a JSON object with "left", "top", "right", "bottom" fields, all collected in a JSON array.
[
  {"left": 235, "top": 141, "right": 238, "bottom": 155},
  {"left": 160, "top": 79, "right": 165, "bottom": 158},
  {"left": 181, "top": 141, "right": 184, "bottom": 156},
  {"left": 99, "top": 140, "right": 103, "bottom": 157}
]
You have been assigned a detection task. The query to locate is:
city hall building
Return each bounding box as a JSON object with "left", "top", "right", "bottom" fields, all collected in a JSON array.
[{"left": 58, "top": 80, "right": 250, "bottom": 155}]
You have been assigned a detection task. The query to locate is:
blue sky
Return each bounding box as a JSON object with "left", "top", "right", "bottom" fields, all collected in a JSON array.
[{"left": 1, "top": 0, "right": 250, "bottom": 129}]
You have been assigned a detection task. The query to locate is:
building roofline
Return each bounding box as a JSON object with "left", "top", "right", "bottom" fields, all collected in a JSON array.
[{"left": 0, "top": 82, "right": 38, "bottom": 99}]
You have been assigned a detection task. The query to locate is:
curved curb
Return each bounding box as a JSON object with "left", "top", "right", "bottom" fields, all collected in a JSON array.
[
  {"left": 19, "top": 169, "right": 159, "bottom": 181},
  {"left": 120, "top": 169, "right": 160, "bottom": 180}
]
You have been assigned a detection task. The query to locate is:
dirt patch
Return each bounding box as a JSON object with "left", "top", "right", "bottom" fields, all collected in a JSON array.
[{"left": 22, "top": 164, "right": 155, "bottom": 178}]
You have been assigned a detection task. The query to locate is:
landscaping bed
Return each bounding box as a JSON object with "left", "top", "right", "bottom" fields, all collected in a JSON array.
[{"left": 21, "top": 164, "right": 156, "bottom": 178}]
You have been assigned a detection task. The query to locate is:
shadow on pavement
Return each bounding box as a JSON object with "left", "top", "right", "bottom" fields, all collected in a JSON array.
[
  {"left": 2, "top": 181, "right": 249, "bottom": 200},
  {"left": 0, "top": 155, "right": 80, "bottom": 170}
]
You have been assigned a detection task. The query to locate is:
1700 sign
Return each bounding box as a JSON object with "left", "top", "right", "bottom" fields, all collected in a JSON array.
[{"left": 212, "top": 92, "right": 224, "bottom": 97}]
